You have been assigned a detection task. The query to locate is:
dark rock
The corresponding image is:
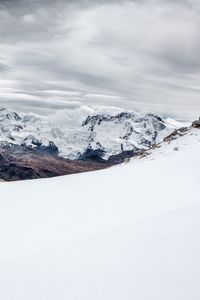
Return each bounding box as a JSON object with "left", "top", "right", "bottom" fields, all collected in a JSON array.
[
  {"left": 8, "top": 112, "right": 21, "bottom": 121},
  {"left": 163, "top": 127, "right": 189, "bottom": 142},
  {"left": 78, "top": 143, "right": 142, "bottom": 165},
  {"left": 0, "top": 109, "right": 22, "bottom": 122},
  {"left": 107, "top": 149, "right": 141, "bottom": 164},
  {"left": 192, "top": 118, "right": 200, "bottom": 128},
  {"left": 82, "top": 112, "right": 135, "bottom": 132},
  {"left": 0, "top": 140, "right": 59, "bottom": 156},
  {"left": 36, "top": 141, "right": 59, "bottom": 156},
  {"left": 79, "top": 147, "right": 106, "bottom": 163},
  {"left": 0, "top": 153, "right": 9, "bottom": 166},
  {"left": 21, "top": 137, "right": 59, "bottom": 156},
  {"left": 13, "top": 125, "right": 23, "bottom": 132}
]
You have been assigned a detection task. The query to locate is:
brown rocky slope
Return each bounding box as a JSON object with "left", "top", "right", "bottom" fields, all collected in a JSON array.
[{"left": 0, "top": 143, "right": 110, "bottom": 181}]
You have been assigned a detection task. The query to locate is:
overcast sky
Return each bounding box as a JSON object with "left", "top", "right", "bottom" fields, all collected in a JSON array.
[{"left": 0, "top": 0, "right": 200, "bottom": 119}]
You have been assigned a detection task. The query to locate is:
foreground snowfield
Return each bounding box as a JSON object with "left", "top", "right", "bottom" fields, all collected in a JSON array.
[{"left": 0, "top": 128, "right": 200, "bottom": 300}]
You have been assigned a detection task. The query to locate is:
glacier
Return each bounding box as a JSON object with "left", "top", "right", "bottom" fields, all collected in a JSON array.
[{"left": 0, "top": 106, "right": 185, "bottom": 160}]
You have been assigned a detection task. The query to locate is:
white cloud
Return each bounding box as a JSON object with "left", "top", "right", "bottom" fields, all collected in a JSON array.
[{"left": 21, "top": 14, "right": 36, "bottom": 24}]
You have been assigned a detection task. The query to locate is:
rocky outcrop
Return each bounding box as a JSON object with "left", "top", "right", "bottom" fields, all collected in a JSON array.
[
  {"left": 0, "top": 140, "right": 59, "bottom": 156},
  {"left": 163, "top": 127, "right": 189, "bottom": 142},
  {"left": 192, "top": 118, "right": 200, "bottom": 128},
  {"left": 79, "top": 144, "right": 142, "bottom": 164},
  {"left": 79, "top": 147, "right": 106, "bottom": 163},
  {"left": 82, "top": 112, "right": 136, "bottom": 131},
  {"left": 107, "top": 149, "right": 143, "bottom": 164}
]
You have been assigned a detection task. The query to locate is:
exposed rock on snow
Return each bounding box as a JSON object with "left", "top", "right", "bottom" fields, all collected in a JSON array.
[
  {"left": 192, "top": 117, "right": 200, "bottom": 128},
  {"left": 163, "top": 127, "right": 189, "bottom": 142}
]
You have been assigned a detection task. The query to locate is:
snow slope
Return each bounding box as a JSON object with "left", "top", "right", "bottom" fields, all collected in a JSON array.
[{"left": 0, "top": 127, "right": 199, "bottom": 300}]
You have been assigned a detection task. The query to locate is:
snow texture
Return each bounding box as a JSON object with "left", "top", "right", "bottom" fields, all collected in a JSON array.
[{"left": 0, "top": 127, "right": 199, "bottom": 299}]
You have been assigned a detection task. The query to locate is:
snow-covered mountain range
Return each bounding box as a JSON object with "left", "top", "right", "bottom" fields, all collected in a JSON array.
[{"left": 0, "top": 107, "right": 184, "bottom": 160}]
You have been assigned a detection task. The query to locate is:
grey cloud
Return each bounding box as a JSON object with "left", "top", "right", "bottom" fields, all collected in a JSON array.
[
  {"left": 0, "top": 0, "right": 200, "bottom": 120},
  {"left": 0, "top": 62, "right": 9, "bottom": 72}
]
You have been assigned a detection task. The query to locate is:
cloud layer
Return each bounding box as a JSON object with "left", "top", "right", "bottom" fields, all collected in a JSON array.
[{"left": 0, "top": 0, "right": 200, "bottom": 120}]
